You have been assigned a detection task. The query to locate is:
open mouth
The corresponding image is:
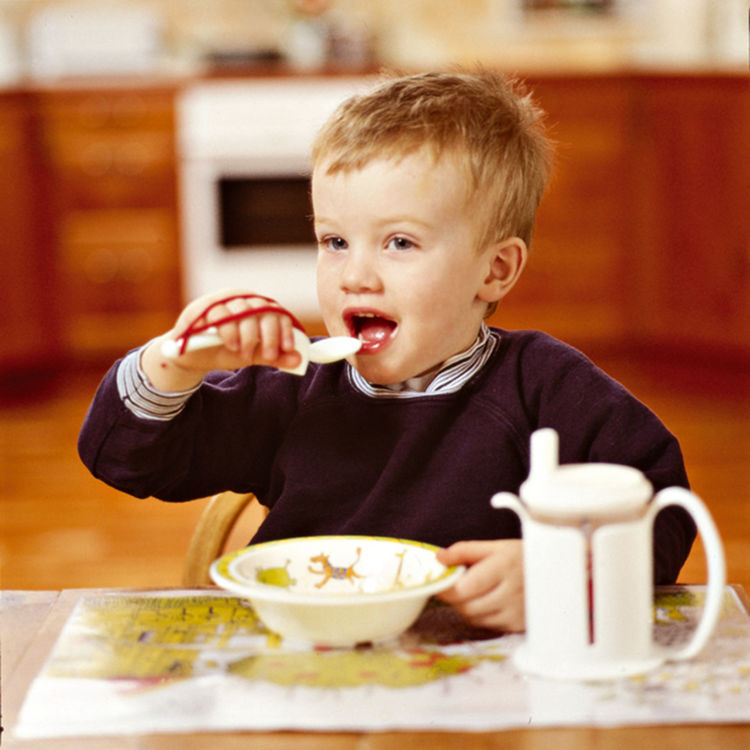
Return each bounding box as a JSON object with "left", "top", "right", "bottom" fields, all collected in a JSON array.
[{"left": 344, "top": 310, "right": 398, "bottom": 352}]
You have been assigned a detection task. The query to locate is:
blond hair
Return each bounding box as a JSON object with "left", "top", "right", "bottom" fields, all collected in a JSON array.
[{"left": 312, "top": 70, "right": 553, "bottom": 250}]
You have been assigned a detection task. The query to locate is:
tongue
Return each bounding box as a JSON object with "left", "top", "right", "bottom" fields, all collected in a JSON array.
[{"left": 357, "top": 317, "right": 395, "bottom": 344}]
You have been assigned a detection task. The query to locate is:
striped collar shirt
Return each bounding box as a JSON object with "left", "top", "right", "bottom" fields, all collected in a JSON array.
[{"left": 347, "top": 323, "right": 499, "bottom": 398}]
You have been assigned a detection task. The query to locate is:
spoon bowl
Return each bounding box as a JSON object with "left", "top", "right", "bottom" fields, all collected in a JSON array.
[{"left": 308, "top": 336, "right": 362, "bottom": 363}]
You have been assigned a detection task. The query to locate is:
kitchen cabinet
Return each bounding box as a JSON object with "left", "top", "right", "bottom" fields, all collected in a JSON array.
[
  {"left": 628, "top": 75, "right": 750, "bottom": 357},
  {"left": 36, "top": 85, "right": 182, "bottom": 360},
  {"left": 489, "top": 73, "right": 750, "bottom": 365},
  {"left": 0, "top": 92, "right": 58, "bottom": 379}
]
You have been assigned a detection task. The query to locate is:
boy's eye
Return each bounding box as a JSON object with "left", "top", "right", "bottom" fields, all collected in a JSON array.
[
  {"left": 387, "top": 236, "right": 414, "bottom": 251},
  {"left": 320, "top": 236, "right": 348, "bottom": 251}
]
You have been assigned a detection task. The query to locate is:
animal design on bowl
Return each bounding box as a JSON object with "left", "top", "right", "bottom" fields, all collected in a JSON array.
[
  {"left": 308, "top": 547, "right": 364, "bottom": 589},
  {"left": 255, "top": 560, "right": 296, "bottom": 589}
]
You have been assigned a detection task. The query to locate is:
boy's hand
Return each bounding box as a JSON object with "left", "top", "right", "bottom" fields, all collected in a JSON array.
[
  {"left": 436, "top": 540, "right": 525, "bottom": 633},
  {"left": 141, "top": 290, "right": 303, "bottom": 392}
]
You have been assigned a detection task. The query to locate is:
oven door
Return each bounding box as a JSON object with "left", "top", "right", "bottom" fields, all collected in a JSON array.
[{"left": 179, "top": 155, "right": 320, "bottom": 317}]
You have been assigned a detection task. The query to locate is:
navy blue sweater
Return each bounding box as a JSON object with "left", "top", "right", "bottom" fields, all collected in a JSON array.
[{"left": 78, "top": 329, "right": 696, "bottom": 583}]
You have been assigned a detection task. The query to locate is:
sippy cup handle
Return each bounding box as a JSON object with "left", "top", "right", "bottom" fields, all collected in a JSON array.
[
  {"left": 490, "top": 492, "right": 528, "bottom": 521},
  {"left": 647, "top": 486, "right": 726, "bottom": 661}
]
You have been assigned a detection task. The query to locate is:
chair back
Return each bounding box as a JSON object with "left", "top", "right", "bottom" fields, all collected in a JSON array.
[{"left": 183, "top": 491, "right": 267, "bottom": 585}]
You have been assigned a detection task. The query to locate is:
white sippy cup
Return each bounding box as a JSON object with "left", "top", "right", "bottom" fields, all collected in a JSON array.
[{"left": 492, "top": 428, "right": 725, "bottom": 680}]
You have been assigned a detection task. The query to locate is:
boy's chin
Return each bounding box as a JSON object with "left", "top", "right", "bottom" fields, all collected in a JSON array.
[
  {"left": 351, "top": 358, "right": 432, "bottom": 388},
  {"left": 351, "top": 359, "right": 405, "bottom": 387}
]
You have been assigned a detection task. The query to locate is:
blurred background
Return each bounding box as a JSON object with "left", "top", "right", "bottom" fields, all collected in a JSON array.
[{"left": 1, "top": 0, "right": 748, "bottom": 593}]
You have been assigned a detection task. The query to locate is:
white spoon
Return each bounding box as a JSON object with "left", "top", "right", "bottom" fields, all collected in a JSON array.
[{"left": 160, "top": 327, "right": 361, "bottom": 376}]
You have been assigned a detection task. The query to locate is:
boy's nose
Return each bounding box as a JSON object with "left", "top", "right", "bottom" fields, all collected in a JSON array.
[{"left": 340, "top": 250, "right": 382, "bottom": 293}]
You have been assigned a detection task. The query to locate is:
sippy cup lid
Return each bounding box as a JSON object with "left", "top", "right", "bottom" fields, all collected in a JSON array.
[{"left": 520, "top": 429, "right": 653, "bottom": 521}]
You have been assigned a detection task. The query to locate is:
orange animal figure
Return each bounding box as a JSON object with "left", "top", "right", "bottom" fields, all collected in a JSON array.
[{"left": 308, "top": 548, "right": 364, "bottom": 589}]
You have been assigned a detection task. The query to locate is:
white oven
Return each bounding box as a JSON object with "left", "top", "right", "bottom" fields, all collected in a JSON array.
[{"left": 177, "top": 77, "right": 375, "bottom": 317}]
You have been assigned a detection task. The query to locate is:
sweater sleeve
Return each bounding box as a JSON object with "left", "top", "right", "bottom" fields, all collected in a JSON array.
[
  {"left": 78, "top": 359, "right": 300, "bottom": 503},
  {"left": 515, "top": 333, "right": 697, "bottom": 584}
]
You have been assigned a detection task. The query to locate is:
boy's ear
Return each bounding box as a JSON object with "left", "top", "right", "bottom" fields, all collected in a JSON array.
[{"left": 477, "top": 237, "right": 528, "bottom": 304}]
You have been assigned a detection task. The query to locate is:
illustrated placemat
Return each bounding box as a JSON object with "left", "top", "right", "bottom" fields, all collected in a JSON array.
[{"left": 14, "top": 586, "right": 750, "bottom": 738}]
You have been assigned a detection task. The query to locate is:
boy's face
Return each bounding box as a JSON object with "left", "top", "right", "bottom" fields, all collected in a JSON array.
[{"left": 313, "top": 148, "right": 496, "bottom": 385}]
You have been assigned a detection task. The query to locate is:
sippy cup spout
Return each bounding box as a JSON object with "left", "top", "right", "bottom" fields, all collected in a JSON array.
[{"left": 529, "top": 428, "right": 559, "bottom": 478}]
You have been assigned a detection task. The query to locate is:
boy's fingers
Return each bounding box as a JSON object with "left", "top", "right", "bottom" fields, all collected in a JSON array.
[
  {"left": 460, "top": 607, "right": 524, "bottom": 633},
  {"left": 279, "top": 315, "right": 296, "bottom": 352},
  {"left": 439, "top": 571, "right": 525, "bottom": 633},
  {"left": 437, "top": 540, "right": 505, "bottom": 566},
  {"left": 166, "top": 292, "right": 304, "bottom": 372},
  {"left": 440, "top": 586, "right": 508, "bottom": 630},
  {"left": 205, "top": 298, "right": 240, "bottom": 351},
  {"left": 258, "top": 312, "right": 283, "bottom": 361},
  {"left": 236, "top": 313, "right": 261, "bottom": 357},
  {"left": 439, "top": 557, "right": 498, "bottom": 603},
  {"left": 274, "top": 350, "right": 303, "bottom": 370}
]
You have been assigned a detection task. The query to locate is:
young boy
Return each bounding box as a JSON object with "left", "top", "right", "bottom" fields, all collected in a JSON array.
[{"left": 78, "top": 71, "right": 696, "bottom": 633}]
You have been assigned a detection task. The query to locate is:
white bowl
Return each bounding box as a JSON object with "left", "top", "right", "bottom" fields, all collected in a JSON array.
[{"left": 210, "top": 535, "right": 464, "bottom": 647}]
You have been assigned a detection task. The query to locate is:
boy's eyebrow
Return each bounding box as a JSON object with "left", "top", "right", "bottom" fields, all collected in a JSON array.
[
  {"left": 380, "top": 215, "right": 431, "bottom": 228},
  {"left": 313, "top": 217, "right": 338, "bottom": 234},
  {"left": 315, "top": 215, "right": 433, "bottom": 231}
]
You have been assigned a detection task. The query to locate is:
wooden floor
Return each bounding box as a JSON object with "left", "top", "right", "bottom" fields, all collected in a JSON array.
[{"left": 1, "top": 353, "right": 748, "bottom": 593}]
